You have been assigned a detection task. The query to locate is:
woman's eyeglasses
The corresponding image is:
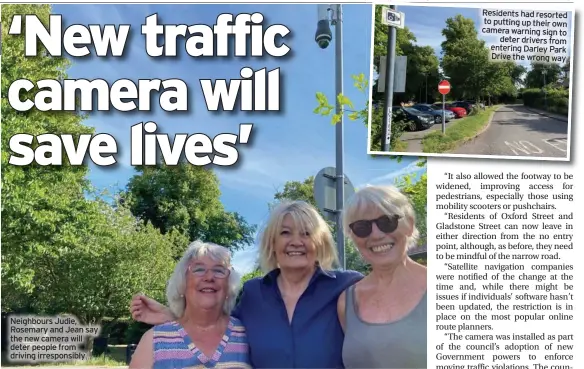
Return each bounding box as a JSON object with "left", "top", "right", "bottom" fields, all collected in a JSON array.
[
  {"left": 349, "top": 214, "right": 401, "bottom": 238},
  {"left": 189, "top": 265, "right": 231, "bottom": 279}
]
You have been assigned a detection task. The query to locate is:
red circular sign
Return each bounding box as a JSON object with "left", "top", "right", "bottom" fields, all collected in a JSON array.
[{"left": 438, "top": 80, "right": 451, "bottom": 95}]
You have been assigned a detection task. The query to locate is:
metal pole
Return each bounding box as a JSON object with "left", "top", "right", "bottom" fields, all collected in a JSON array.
[
  {"left": 334, "top": 4, "right": 345, "bottom": 270},
  {"left": 425, "top": 74, "right": 428, "bottom": 103},
  {"left": 543, "top": 69, "right": 547, "bottom": 111},
  {"left": 442, "top": 93, "right": 446, "bottom": 134},
  {"left": 381, "top": 5, "right": 397, "bottom": 151}
]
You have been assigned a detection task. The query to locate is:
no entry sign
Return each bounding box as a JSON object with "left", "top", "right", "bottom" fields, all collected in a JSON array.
[{"left": 438, "top": 80, "right": 451, "bottom": 95}]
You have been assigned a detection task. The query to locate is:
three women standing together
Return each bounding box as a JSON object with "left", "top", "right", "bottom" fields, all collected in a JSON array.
[{"left": 129, "top": 185, "right": 427, "bottom": 369}]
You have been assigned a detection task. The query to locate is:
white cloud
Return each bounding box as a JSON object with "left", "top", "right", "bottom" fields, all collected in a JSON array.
[{"left": 362, "top": 159, "right": 426, "bottom": 187}]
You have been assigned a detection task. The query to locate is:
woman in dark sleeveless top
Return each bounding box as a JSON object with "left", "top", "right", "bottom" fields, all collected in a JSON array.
[{"left": 338, "top": 185, "right": 427, "bottom": 368}]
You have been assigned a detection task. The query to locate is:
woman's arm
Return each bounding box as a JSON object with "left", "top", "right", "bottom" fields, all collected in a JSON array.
[
  {"left": 128, "top": 328, "right": 154, "bottom": 369},
  {"left": 337, "top": 290, "right": 347, "bottom": 333},
  {"left": 130, "top": 294, "right": 174, "bottom": 325}
]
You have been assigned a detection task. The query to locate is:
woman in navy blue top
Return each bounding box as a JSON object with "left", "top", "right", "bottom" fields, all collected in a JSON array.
[{"left": 131, "top": 200, "right": 363, "bottom": 368}]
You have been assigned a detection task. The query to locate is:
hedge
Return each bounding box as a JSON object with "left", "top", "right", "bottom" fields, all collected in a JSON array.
[
  {"left": 521, "top": 88, "right": 569, "bottom": 116},
  {"left": 100, "top": 318, "right": 152, "bottom": 344}
]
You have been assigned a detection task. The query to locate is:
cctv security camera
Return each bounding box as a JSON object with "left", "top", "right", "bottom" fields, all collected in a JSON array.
[{"left": 315, "top": 4, "right": 332, "bottom": 49}]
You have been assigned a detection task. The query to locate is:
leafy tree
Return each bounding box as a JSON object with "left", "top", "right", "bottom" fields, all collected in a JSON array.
[
  {"left": 32, "top": 199, "right": 175, "bottom": 321},
  {"left": 510, "top": 64, "right": 528, "bottom": 87},
  {"left": 124, "top": 163, "right": 256, "bottom": 258},
  {"left": 403, "top": 45, "right": 441, "bottom": 103},
  {"left": 440, "top": 15, "right": 491, "bottom": 100},
  {"left": 1, "top": 4, "right": 95, "bottom": 309},
  {"left": 524, "top": 62, "right": 562, "bottom": 88},
  {"left": 17, "top": 197, "right": 176, "bottom": 354},
  {"left": 440, "top": 14, "right": 521, "bottom": 103}
]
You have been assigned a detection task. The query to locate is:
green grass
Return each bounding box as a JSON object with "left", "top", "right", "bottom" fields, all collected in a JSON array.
[
  {"left": 1, "top": 346, "right": 127, "bottom": 367},
  {"left": 390, "top": 139, "right": 408, "bottom": 152},
  {"left": 421, "top": 106, "right": 501, "bottom": 153}
]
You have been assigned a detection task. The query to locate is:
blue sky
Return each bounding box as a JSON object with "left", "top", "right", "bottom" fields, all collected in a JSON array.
[
  {"left": 53, "top": 4, "right": 426, "bottom": 273},
  {"left": 396, "top": 5, "right": 573, "bottom": 69}
]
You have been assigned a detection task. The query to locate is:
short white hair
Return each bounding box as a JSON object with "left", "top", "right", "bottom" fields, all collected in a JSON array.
[
  {"left": 166, "top": 240, "right": 242, "bottom": 318},
  {"left": 343, "top": 185, "right": 419, "bottom": 249}
]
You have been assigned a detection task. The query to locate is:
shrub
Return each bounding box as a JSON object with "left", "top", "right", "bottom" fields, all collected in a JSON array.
[
  {"left": 522, "top": 88, "right": 569, "bottom": 116},
  {"left": 469, "top": 106, "right": 482, "bottom": 116},
  {"left": 125, "top": 321, "right": 152, "bottom": 344},
  {"left": 98, "top": 318, "right": 152, "bottom": 345},
  {"left": 370, "top": 105, "right": 408, "bottom": 151}
]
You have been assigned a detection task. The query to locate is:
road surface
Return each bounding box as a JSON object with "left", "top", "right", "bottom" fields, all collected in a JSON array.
[{"left": 453, "top": 105, "right": 569, "bottom": 158}]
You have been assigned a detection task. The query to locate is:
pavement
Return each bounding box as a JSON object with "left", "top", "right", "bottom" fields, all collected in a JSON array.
[
  {"left": 451, "top": 104, "right": 569, "bottom": 158},
  {"left": 399, "top": 118, "right": 456, "bottom": 153}
]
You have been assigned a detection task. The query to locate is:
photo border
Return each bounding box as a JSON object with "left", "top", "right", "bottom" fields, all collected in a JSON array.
[{"left": 366, "top": 1, "right": 575, "bottom": 162}]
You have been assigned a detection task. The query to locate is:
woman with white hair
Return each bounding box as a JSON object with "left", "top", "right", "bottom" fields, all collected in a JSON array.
[
  {"left": 338, "top": 185, "right": 427, "bottom": 368},
  {"left": 129, "top": 241, "right": 251, "bottom": 369},
  {"left": 131, "top": 200, "right": 363, "bottom": 368}
]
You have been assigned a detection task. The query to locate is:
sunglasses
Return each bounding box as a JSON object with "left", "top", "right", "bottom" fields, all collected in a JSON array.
[
  {"left": 189, "top": 265, "right": 231, "bottom": 279},
  {"left": 349, "top": 214, "right": 401, "bottom": 238}
]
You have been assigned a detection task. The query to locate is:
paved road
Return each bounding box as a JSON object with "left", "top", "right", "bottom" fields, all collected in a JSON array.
[{"left": 453, "top": 105, "right": 569, "bottom": 158}]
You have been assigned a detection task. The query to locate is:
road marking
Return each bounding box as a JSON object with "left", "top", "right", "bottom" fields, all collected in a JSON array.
[
  {"left": 542, "top": 138, "right": 568, "bottom": 153},
  {"left": 504, "top": 141, "right": 544, "bottom": 155}
]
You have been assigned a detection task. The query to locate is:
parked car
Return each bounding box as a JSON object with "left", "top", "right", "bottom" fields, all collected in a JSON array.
[
  {"left": 412, "top": 104, "right": 454, "bottom": 124},
  {"left": 392, "top": 106, "right": 434, "bottom": 131},
  {"left": 431, "top": 103, "right": 467, "bottom": 118},
  {"left": 465, "top": 100, "right": 485, "bottom": 109},
  {"left": 451, "top": 101, "right": 474, "bottom": 114}
]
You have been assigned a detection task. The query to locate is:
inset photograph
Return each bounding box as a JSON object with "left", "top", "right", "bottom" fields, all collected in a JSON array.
[{"left": 367, "top": 4, "right": 573, "bottom": 160}]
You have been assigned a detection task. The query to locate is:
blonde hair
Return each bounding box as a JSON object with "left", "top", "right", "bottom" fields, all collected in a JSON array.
[
  {"left": 343, "top": 185, "right": 419, "bottom": 249},
  {"left": 166, "top": 241, "right": 242, "bottom": 318},
  {"left": 258, "top": 201, "right": 339, "bottom": 272}
]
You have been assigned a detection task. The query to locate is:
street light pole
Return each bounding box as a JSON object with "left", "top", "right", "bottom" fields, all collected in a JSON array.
[
  {"left": 381, "top": 5, "right": 397, "bottom": 151},
  {"left": 425, "top": 73, "right": 428, "bottom": 103},
  {"left": 542, "top": 68, "right": 548, "bottom": 111},
  {"left": 333, "top": 4, "right": 345, "bottom": 269}
]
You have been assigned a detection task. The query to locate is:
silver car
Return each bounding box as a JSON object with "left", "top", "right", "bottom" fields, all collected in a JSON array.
[{"left": 412, "top": 104, "right": 454, "bottom": 124}]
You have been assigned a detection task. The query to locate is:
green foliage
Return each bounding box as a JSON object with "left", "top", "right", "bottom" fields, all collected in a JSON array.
[
  {"left": 422, "top": 106, "right": 500, "bottom": 153},
  {"left": 522, "top": 88, "right": 569, "bottom": 116},
  {"left": 124, "top": 163, "right": 257, "bottom": 258},
  {"left": 369, "top": 104, "right": 408, "bottom": 152},
  {"left": 313, "top": 74, "right": 369, "bottom": 125},
  {"left": 439, "top": 14, "right": 530, "bottom": 102},
  {"left": 524, "top": 62, "right": 562, "bottom": 89},
  {"left": 372, "top": 6, "right": 440, "bottom": 104},
  {"left": 468, "top": 105, "right": 482, "bottom": 116},
  {"left": 1, "top": 4, "right": 95, "bottom": 310},
  {"left": 241, "top": 269, "right": 264, "bottom": 284},
  {"left": 395, "top": 172, "right": 427, "bottom": 245}
]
